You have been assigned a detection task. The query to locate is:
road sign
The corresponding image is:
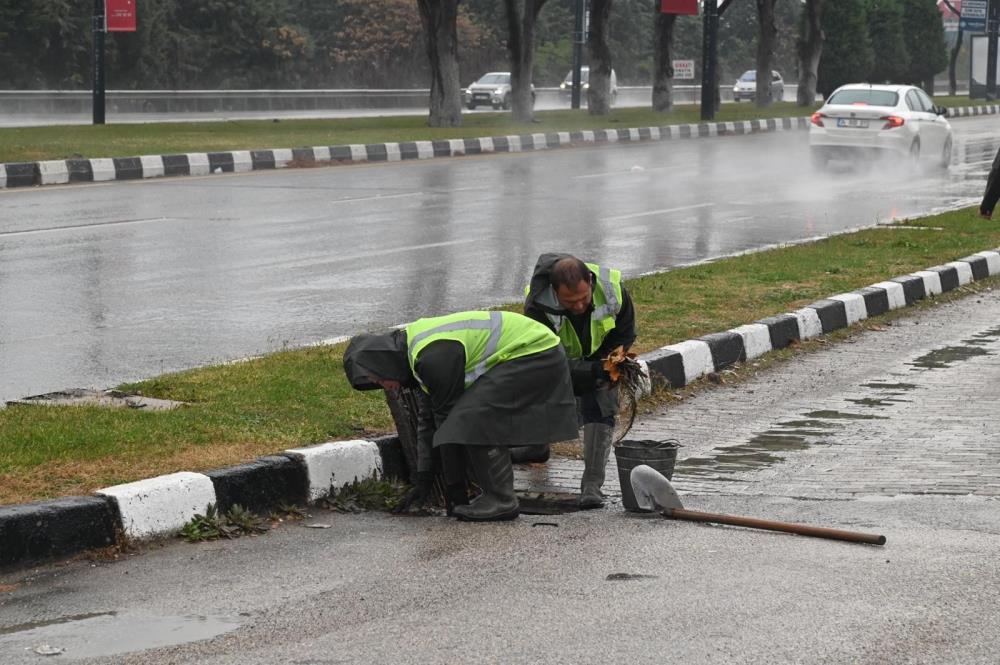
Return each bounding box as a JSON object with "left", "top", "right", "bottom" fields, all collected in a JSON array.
[
  {"left": 106, "top": 0, "right": 137, "bottom": 32},
  {"left": 661, "top": 0, "right": 698, "bottom": 15},
  {"left": 961, "top": 0, "right": 987, "bottom": 32},
  {"left": 673, "top": 60, "right": 695, "bottom": 80}
]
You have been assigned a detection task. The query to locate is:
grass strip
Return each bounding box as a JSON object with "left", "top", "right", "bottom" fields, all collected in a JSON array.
[
  {"left": 2, "top": 96, "right": 988, "bottom": 164},
  {"left": 1, "top": 206, "right": 998, "bottom": 505},
  {"left": 1, "top": 101, "right": 816, "bottom": 163}
]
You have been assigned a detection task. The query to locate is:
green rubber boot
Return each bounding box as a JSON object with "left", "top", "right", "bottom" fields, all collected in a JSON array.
[
  {"left": 454, "top": 446, "right": 520, "bottom": 522},
  {"left": 579, "top": 423, "right": 613, "bottom": 509}
]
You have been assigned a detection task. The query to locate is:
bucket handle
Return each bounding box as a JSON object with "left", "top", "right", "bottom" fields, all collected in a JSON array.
[{"left": 615, "top": 438, "right": 683, "bottom": 449}]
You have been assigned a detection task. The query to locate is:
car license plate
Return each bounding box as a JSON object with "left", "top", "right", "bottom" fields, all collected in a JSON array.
[{"left": 837, "top": 118, "right": 868, "bottom": 128}]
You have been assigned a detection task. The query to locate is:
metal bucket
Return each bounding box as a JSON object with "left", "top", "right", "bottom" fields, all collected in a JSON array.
[{"left": 614, "top": 439, "right": 680, "bottom": 512}]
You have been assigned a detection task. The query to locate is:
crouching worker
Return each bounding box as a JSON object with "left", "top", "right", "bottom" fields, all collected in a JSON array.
[
  {"left": 343, "top": 310, "right": 579, "bottom": 522},
  {"left": 523, "top": 254, "right": 636, "bottom": 509}
]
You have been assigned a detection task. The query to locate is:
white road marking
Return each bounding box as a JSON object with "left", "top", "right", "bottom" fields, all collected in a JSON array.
[
  {"left": 603, "top": 203, "right": 714, "bottom": 222},
  {"left": 0, "top": 217, "right": 172, "bottom": 237}
]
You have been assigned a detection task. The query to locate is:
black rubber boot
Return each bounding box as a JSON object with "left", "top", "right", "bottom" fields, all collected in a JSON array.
[
  {"left": 445, "top": 483, "right": 469, "bottom": 517},
  {"left": 509, "top": 444, "right": 551, "bottom": 464},
  {"left": 453, "top": 446, "right": 520, "bottom": 522}
]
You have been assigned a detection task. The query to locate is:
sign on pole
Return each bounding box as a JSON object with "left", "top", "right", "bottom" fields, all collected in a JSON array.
[
  {"left": 672, "top": 59, "right": 695, "bottom": 80},
  {"left": 106, "top": 0, "right": 137, "bottom": 32},
  {"left": 661, "top": 0, "right": 698, "bottom": 15},
  {"left": 961, "top": 0, "right": 988, "bottom": 32}
]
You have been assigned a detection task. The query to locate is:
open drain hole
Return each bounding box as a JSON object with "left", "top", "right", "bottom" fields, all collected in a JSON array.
[{"left": 515, "top": 491, "right": 581, "bottom": 515}]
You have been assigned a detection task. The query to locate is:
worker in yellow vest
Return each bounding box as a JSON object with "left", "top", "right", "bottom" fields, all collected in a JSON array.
[
  {"left": 523, "top": 254, "right": 636, "bottom": 509},
  {"left": 343, "top": 310, "right": 578, "bottom": 522}
]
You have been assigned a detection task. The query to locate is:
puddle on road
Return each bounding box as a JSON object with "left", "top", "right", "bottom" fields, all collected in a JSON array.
[
  {"left": 802, "top": 409, "right": 889, "bottom": 420},
  {"left": 845, "top": 397, "right": 911, "bottom": 407},
  {"left": 676, "top": 431, "right": 814, "bottom": 478},
  {"left": 908, "top": 344, "right": 992, "bottom": 370},
  {"left": 0, "top": 612, "right": 242, "bottom": 660},
  {"left": 859, "top": 382, "right": 919, "bottom": 391}
]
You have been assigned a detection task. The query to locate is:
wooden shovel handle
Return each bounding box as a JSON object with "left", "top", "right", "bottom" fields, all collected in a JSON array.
[{"left": 666, "top": 508, "right": 886, "bottom": 546}]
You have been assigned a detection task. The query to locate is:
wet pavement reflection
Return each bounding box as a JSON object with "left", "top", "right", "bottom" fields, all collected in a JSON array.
[
  {"left": 0, "top": 611, "right": 241, "bottom": 660},
  {"left": 1, "top": 117, "right": 998, "bottom": 402}
]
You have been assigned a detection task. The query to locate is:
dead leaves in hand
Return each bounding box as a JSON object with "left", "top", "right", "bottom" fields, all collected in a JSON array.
[{"left": 602, "top": 345, "right": 647, "bottom": 394}]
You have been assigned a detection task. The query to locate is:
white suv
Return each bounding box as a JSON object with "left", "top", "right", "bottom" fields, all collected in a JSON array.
[{"left": 463, "top": 72, "right": 535, "bottom": 111}]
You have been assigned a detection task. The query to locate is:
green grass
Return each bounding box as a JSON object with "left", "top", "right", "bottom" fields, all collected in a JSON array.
[
  {"left": 1, "top": 206, "right": 997, "bottom": 505},
  {"left": 0, "top": 102, "right": 821, "bottom": 163}
]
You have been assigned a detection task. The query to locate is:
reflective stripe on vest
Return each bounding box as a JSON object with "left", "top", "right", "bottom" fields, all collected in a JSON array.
[
  {"left": 591, "top": 265, "right": 620, "bottom": 321},
  {"left": 406, "top": 311, "right": 558, "bottom": 390}
]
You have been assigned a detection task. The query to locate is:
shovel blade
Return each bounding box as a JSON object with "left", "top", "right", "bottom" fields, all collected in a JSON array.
[{"left": 629, "top": 464, "right": 684, "bottom": 511}]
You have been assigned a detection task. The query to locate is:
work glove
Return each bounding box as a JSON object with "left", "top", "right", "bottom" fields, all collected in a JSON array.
[
  {"left": 394, "top": 471, "right": 434, "bottom": 513},
  {"left": 591, "top": 360, "right": 613, "bottom": 384}
]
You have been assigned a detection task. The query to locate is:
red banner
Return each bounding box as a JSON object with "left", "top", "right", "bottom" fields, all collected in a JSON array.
[
  {"left": 661, "top": 0, "right": 698, "bottom": 15},
  {"left": 106, "top": 0, "right": 137, "bottom": 32}
]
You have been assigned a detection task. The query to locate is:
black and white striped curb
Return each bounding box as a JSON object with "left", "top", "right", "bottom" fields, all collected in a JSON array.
[
  {"left": 947, "top": 103, "right": 1000, "bottom": 118},
  {"left": 642, "top": 251, "right": 1000, "bottom": 389},
  {"left": 0, "top": 437, "right": 403, "bottom": 569},
  {"left": 0, "top": 116, "right": 812, "bottom": 190}
]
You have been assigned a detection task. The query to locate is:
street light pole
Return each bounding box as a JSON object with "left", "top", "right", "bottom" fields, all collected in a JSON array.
[
  {"left": 572, "top": 0, "right": 585, "bottom": 109},
  {"left": 92, "top": 0, "right": 106, "bottom": 125},
  {"left": 988, "top": 0, "right": 1000, "bottom": 100},
  {"left": 700, "top": 0, "right": 718, "bottom": 120}
]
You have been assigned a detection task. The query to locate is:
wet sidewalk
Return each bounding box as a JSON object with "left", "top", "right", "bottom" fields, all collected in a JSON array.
[{"left": 516, "top": 285, "right": 1000, "bottom": 503}]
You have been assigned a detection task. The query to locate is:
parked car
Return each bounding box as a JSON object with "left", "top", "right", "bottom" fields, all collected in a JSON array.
[
  {"left": 463, "top": 72, "right": 534, "bottom": 110},
  {"left": 809, "top": 84, "right": 953, "bottom": 171},
  {"left": 732, "top": 70, "right": 784, "bottom": 102},
  {"left": 558, "top": 66, "right": 618, "bottom": 106}
]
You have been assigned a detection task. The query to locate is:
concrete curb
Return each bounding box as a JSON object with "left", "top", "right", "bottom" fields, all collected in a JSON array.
[
  {"left": 1, "top": 104, "right": 996, "bottom": 191},
  {"left": 3, "top": 247, "right": 998, "bottom": 569},
  {"left": 0, "top": 437, "right": 387, "bottom": 568}
]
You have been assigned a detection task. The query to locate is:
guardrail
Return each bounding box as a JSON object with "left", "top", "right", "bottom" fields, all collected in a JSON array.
[
  {"left": 0, "top": 86, "right": 775, "bottom": 114},
  {"left": 0, "top": 82, "right": 967, "bottom": 114}
]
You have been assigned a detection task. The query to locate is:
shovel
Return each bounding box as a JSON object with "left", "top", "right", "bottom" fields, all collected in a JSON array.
[{"left": 630, "top": 465, "right": 886, "bottom": 546}]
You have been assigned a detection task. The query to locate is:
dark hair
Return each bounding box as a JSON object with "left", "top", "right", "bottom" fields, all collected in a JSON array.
[{"left": 550, "top": 257, "right": 590, "bottom": 289}]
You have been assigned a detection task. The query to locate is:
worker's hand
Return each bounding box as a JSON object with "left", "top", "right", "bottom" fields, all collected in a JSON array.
[
  {"left": 591, "top": 360, "right": 613, "bottom": 384},
  {"left": 394, "top": 471, "right": 434, "bottom": 513}
]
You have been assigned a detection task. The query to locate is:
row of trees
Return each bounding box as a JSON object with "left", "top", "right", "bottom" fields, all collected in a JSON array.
[
  {"left": 0, "top": 1, "right": 951, "bottom": 124},
  {"left": 0, "top": 1, "right": 804, "bottom": 91},
  {"left": 817, "top": 0, "right": 948, "bottom": 99}
]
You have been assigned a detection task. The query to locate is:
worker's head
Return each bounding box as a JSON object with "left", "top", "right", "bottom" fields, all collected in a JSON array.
[
  {"left": 343, "top": 329, "right": 413, "bottom": 392},
  {"left": 551, "top": 257, "right": 593, "bottom": 315}
]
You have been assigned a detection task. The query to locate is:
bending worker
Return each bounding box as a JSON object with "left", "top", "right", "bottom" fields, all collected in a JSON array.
[
  {"left": 980, "top": 144, "right": 1000, "bottom": 220},
  {"left": 524, "top": 253, "right": 636, "bottom": 509},
  {"left": 343, "top": 310, "right": 578, "bottom": 522}
]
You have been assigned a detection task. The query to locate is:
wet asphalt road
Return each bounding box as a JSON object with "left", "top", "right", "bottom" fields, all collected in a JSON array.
[
  {"left": 0, "top": 116, "right": 997, "bottom": 402},
  {"left": 1, "top": 286, "right": 998, "bottom": 664}
]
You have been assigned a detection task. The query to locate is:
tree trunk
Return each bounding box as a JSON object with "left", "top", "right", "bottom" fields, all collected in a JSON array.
[
  {"left": 417, "top": 0, "right": 462, "bottom": 127},
  {"left": 949, "top": 28, "right": 963, "bottom": 97},
  {"left": 796, "top": 0, "right": 824, "bottom": 106},
  {"left": 652, "top": 10, "right": 677, "bottom": 112},
  {"left": 755, "top": 0, "right": 777, "bottom": 108},
  {"left": 587, "top": 0, "right": 614, "bottom": 115},
  {"left": 504, "top": 0, "right": 548, "bottom": 123}
]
